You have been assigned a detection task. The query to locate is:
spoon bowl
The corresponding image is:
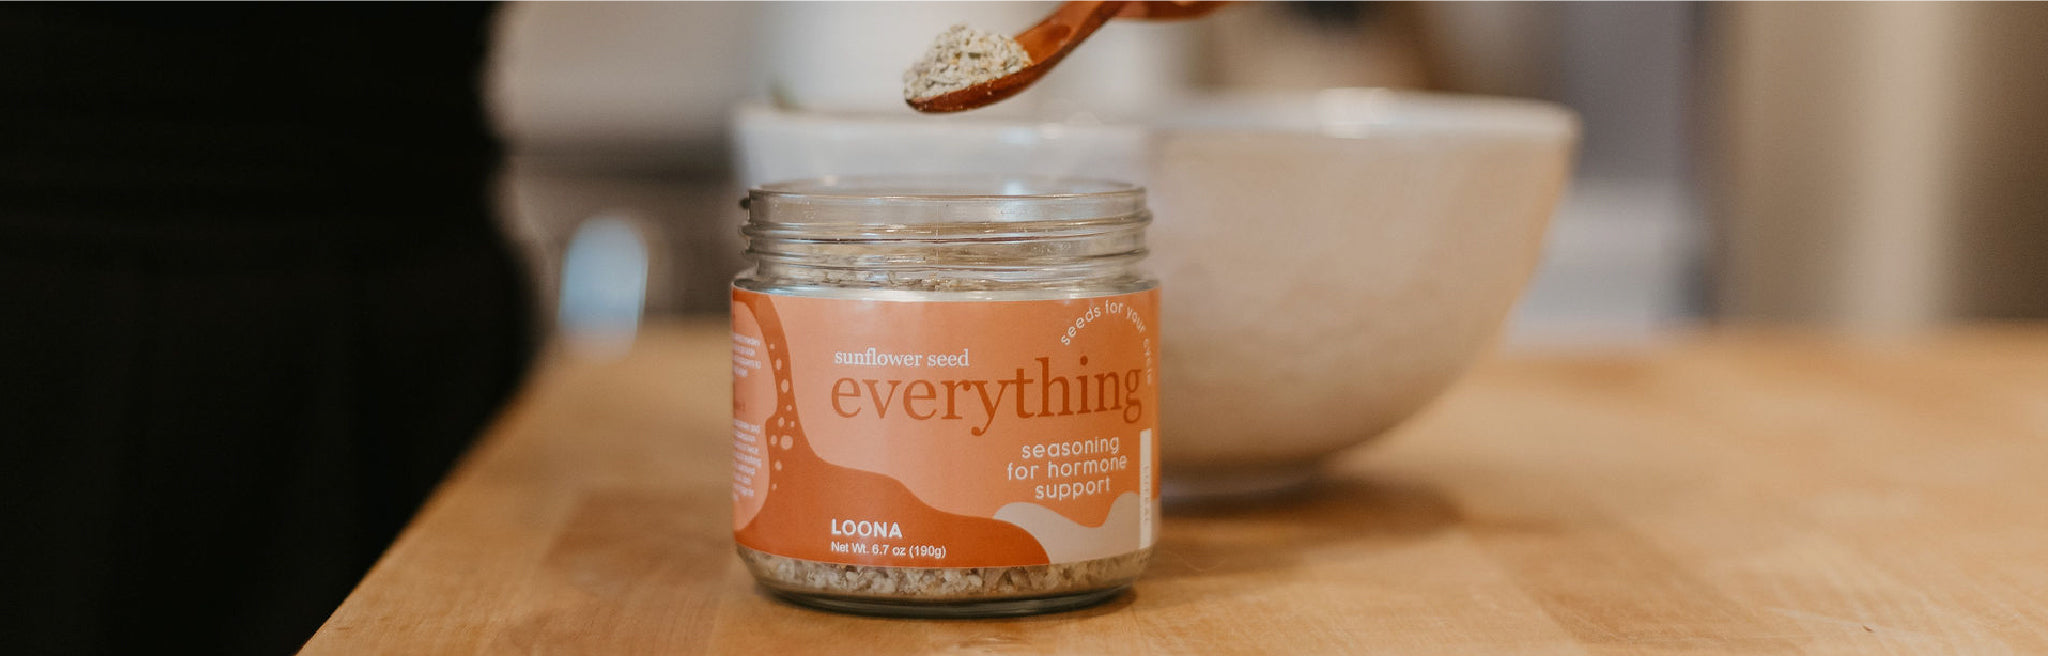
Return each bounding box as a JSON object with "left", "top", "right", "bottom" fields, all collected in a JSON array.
[{"left": 908, "top": 1, "right": 1224, "bottom": 113}]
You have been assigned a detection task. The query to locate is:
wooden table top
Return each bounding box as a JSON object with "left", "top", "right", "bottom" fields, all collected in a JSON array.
[{"left": 305, "top": 320, "right": 2048, "bottom": 655}]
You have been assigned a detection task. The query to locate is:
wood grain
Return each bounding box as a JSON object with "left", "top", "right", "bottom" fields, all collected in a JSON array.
[{"left": 304, "top": 321, "right": 2048, "bottom": 655}]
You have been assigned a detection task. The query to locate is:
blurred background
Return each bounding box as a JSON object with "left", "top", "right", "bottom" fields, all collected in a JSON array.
[
  {"left": 496, "top": 1, "right": 2048, "bottom": 348},
  {"left": 9, "top": 3, "right": 2048, "bottom": 653}
]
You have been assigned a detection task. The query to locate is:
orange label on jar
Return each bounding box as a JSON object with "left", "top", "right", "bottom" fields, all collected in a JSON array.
[{"left": 731, "top": 287, "right": 1160, "bottom": 568}]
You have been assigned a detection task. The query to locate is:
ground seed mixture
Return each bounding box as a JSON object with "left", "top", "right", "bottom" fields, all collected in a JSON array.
[
  {"left": 741, "top": 546, "right": 1152, "bottom": 600},
  {"left": 903, "top": 23, "right": 1032, "bottom": 101}
]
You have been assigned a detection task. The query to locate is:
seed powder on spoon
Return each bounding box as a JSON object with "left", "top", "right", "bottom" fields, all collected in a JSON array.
[{"left": 903, "top": 23, "right": 1032, "bottom": 101}]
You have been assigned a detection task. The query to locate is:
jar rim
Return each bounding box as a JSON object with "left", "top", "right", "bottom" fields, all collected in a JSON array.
[
  {"left": 747, "top": 175, "right": 1146, "bottom": 231},
  {"left": 754, "top": 174, "right": 1140, "bottom": 201}
]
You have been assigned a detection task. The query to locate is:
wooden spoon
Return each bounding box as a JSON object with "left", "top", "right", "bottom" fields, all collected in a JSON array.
[
  {"left": 907, "top": 1, "right": 1225, "bottom": 113},
  {"left": 1114, "top": 0, "right": 1228, "bottom": 20}
]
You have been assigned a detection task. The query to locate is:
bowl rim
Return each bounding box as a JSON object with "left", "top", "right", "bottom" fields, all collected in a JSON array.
[{"left": 735, "top": 88, "right": 1579, "bottom": 142}]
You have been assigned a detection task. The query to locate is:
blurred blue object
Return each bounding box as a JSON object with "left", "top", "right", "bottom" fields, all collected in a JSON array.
[{"left": 558, "top": 214, "right": 649, "bottom": 354}]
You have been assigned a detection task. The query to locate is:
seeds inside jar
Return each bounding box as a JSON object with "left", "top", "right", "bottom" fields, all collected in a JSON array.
[{"left": 740, "top": 547, "right": 1151, "bottom": 601}]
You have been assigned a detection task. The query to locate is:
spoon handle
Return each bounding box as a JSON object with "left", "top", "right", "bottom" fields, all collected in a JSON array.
[
  {"left": 1115, "top": 1, "right": 1228, "bottom": 20},
  {"left": 1015, "top": 1, "right": 1128, "bottom": 63}
]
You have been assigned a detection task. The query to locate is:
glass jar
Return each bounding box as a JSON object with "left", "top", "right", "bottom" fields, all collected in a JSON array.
[{"left": 730, "top": 176, "right": 1159, "bottom": 617}]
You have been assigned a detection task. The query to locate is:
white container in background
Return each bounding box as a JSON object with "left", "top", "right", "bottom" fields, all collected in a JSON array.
[{"left": 734, "top": 91, "right": 1578, "bottom": 499}]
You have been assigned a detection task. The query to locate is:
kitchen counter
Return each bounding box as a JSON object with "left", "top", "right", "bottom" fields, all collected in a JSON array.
[{"left": 304, "top": 320, "right": 2048, "bottom": 654}]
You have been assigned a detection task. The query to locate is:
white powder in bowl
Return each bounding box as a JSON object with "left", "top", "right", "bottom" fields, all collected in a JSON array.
[{"left": 903, "top": 23, "right": 1032, "bottom": 101}]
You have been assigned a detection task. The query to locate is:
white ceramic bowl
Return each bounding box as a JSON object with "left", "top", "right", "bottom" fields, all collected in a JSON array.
[{"left": 733, "top": 90, "right": 1578, "bottom": 498}]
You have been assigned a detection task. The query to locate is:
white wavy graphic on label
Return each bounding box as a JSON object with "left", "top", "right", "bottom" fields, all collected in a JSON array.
[{"left": 994, "top": 492, "right": 1144, "bottom": 564}]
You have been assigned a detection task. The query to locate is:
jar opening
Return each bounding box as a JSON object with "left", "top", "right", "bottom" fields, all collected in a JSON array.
[
  {"left": 740, "top": 175, "right": 1152, "bottom": 292},
  {"left": 756, "top": 175, "right": 1138, "bottom": 199},
  {"left": 746, "top": 175, "right": 1147, "bottom": 234}
]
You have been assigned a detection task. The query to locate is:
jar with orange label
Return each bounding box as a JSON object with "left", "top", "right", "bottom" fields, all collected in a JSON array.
[{"left": 730, "top": 176, "right": 1160, "bottom": 617}]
